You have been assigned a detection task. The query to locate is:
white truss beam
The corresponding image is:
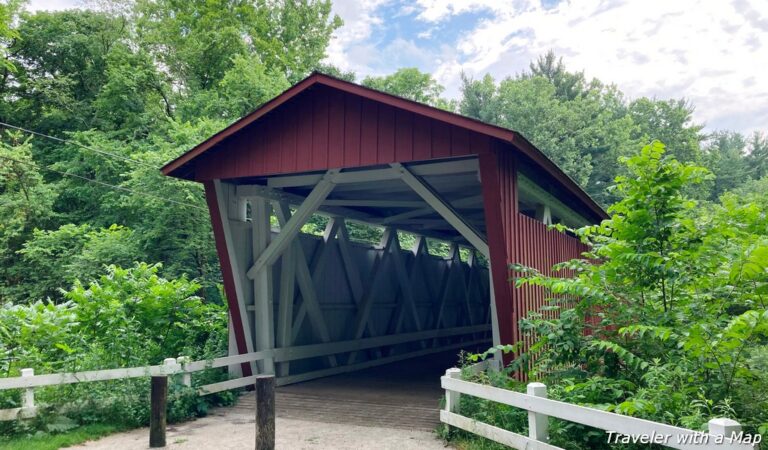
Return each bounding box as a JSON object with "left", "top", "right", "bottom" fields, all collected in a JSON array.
[
  {"left": 246, "top": 170, "right": 338, "bottom": 279},
  {"left": 392, "top": 163, "right": 489, "bottom": 258},
  {"left": 213, "top": 180, "right": 256, "bottom": 374},
  {"left": 273, "top": 202, "right": 338, "bottom": 368}
]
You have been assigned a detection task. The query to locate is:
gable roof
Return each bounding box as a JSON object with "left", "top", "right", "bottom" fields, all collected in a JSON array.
[{"left": 161, "top": 72, "right": 607, "bottom": 220}]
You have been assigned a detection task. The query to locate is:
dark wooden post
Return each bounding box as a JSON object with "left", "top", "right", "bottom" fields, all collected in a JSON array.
[
  {"left": 255, "top": 375, "right": 275, "bottom": 450},
  {"left": 150, "top": 376, "right": 168, "bottom": 448}
]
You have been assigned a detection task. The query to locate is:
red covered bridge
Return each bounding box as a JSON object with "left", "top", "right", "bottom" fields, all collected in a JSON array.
[{"left": 162, "top": 72, "right": 604, "bottom": 386}]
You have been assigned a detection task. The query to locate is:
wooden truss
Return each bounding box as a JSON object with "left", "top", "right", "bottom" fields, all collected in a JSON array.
[{"left": 215, "top": 161, "right": 499, "bottom": 383}]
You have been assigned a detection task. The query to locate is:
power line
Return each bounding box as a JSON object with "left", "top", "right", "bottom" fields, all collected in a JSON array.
[
  {"left": 0, "top": 154, "right": 207, "bottom": 211},
  {"left": 0, "top": 121, "right": 156, "bottom": 168}
]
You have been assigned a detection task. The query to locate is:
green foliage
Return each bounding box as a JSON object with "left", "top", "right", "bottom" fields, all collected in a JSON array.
[
  {"left": 459, "top": 142, "right": 768, "bottom": 449},
  {"left": 0, "top": 263, "right": 232, "bottom": 437},
  {"left": 0, "top": 134, "right": 57, "bottom": 302},
  {"left": 703, "top": 130, "right": 750, "bottom": 199},
  {"left": 363, "top": 68, "right": 454, "bottom": 109},
  {"left": 0, "top": 423, "right": 127, "bottom": 450},
  {"left": 0, "top": 0, "right": 20, "bottom": 73},
  {"left": 135, "top": 0, "right": 340, "bottom": 111},
  {"left": 747, "top": 132, "right": 768, "bottom": 180},
  {"left": 460, "top": 69, "right": 636, "bottom": 195},
  {"left": 15, "top": 224, "right": 140, "bottom": 302},
  {"left": 457, "top": 55, "right": 740, "bottom": 205}
]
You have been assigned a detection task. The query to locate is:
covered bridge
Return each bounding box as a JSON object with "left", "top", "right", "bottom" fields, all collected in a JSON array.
[{"left": 161, "top": 73, "right": 606, "bottom": 384}]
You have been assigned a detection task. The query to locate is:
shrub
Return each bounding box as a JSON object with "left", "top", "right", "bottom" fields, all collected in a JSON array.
[
  {"left": 459, "top": 142, "right": 768, "bottom": 449},
  {"left": 0, "top": 263, "right": 233, "bottom": 437}
]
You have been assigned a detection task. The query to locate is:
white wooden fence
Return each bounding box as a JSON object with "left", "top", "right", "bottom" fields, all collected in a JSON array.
[
  {"left": 0, "top": 355, "right": 239, "bottom": 421},
  {"left": 0, "top": 322, "right": 487, "bottom": 422},
  {"left": 441, "top": 368, "right": 761, "bottom": 450}
]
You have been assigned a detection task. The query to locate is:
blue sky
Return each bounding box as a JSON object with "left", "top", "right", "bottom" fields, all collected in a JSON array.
[
  {"left": 326, "top": 0, "right": 767, "bottom": 134},
  {"left": 29, "top": 0, "right": 768, "bottom": 134}
]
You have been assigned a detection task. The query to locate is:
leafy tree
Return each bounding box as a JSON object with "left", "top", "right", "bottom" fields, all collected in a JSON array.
[
  {"left": 111, "top": 121, "right": 226, "bottom": 299},
  {"left": 16, "top": 224, "right": 141, "bottom": 302},
  {"left": 0, "top": 0, "right": 20, "bottom": 72},
  {"left": 458, "top": 73, "right": 498, "bottom": 123},
  {"left": 178, "top": 54, "right": 290, "bottom": 120},
  {"left": 363, "top": 67, "right": 453, "bottom": 109},
  {"left": 489, "top": 142, "right": 768, "bottom": 437},
  {"left": 627, "top": 97, "right": 704, "bottom": 164},
  {"left": 2, "top": 10, "right": 130, "bottom": 136},
  {"left": 703, "top": 130, "right": 750, "bottom": 199},
  {"left": 134, "top": 0, "right": 341, "bottom": 95},
  {"left": 314, "top": 62, "right": 356, "bottom": 82},
  {"left": 460, "top": 73, "right": 634, "bottom": 192},
  {"left": 523, "top": 50, "right": 589, "bottom": 101},
  {"left": 747, "top": 131, "right": 768, "bottom": 179},
  {"left": 0, "top": 133, "right": 57, "bottom": 301},
  {"left": 93, "top": 43, "right": 174, "bottom": 136}
]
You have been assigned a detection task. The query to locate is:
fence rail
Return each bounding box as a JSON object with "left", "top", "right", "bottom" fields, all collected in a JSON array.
[
  {"left": 441, "top": 368, "right": 760, "bottom": 450},
  {"left": 0, "top": 324, "right": 487, "bottom": 421}
]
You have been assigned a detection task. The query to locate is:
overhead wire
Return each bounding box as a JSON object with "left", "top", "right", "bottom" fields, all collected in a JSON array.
[
  {"left": 0, "top": 154, "right": 207, "bottom": 211},
  {"left": 0, "top": 121, "right": 156, "bottom": 168},
  {"left": 0, "top": 120, "right": 207, "bottom": 210}
]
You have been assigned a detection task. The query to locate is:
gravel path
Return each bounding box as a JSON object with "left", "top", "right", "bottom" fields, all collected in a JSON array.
[
  {"left": 71, "top": 352, "right": 465, "bottom": 449},
  {"left": 70, "top": 408, "right": 448, "bottom": 449}
]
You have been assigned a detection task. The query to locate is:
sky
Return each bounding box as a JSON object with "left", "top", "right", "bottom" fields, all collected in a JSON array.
[{"left": 27, "top": 0, "right": 768, "bottom": 134}]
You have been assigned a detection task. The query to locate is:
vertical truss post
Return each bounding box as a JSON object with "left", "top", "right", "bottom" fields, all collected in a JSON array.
[{"left": 252, "top": 197, "right": 275, "bottom": 374}]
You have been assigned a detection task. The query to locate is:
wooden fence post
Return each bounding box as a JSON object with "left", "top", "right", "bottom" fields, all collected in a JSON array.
[
  {"left": 149, "top": 375, "right": 168, "bottom": 448},
  {"left": 177, "top": 356, "right": 192, "bottom": 387},
  {"left": 527, "top": 382, "right": 549, "bottom": 443},
  {"left": 445, "top": 368, "right": 462, "bottom": 413},
  {"left": 708, "top": 418, "right": 741, "bottom": 445},
  {"left": 20, "top": 369, "right": 34, "bottom": 413},
  {"left": 255, "top": 375, "right": 275, "bottom": 450}
]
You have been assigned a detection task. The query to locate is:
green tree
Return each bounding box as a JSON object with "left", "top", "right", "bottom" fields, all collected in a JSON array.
[
  {"left": 0, "top": 0, "right": 20, "bottom": 72},
  {"left": 2, "top": 10, "right": 130, "bottom": 136},
  {"left": 363, "top": 67, "right": 453, "bottom": 109},
  {"left": 703, "top": 130, "right": 750, "bottom": 199},
  {"left": 460, "top": 73, "right": 634, "bottom": 192},
  {"left": 135, "top": 0, "right": 340, "bottom": 99},
  {"left": 627, "top": 97, "right": 704, "bottom": 164},
  {"left": 178, "top": 54, "right": 290, "bottom": 120},
  {"left": 458, "top": 73, "right": 498, "bottom": 123},
  {"left": 747, "top": 131, "right": 768, "bottom": 179},
  {"left": 496, "top": 142, "right": 768, "bottom": 436},
  {"left": 93, "top": 43, "right": 174, "bottom": 136},
  {"left": 111, "top": 121, "right": 226, "bottom": 299},
  {"left": 16, "top": 224, "right": 141, "bottom": 302},
  {"left": 523, "top": 50, "right": 589, "bottom": 101},
  {"left": 0, "top": 133, "right": 57, "bottom": 301},
  {"left": 314, "top": 62, "right": 356, "bottom": 82}
]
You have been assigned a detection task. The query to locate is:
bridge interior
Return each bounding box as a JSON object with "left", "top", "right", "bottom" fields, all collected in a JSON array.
[{"left": 237, "top": 349, "right": 478, "bottom": 431}]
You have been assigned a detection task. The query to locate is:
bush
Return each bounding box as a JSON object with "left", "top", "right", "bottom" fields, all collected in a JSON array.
[
  {"left": 0, "top": 263, "right": 233, "bottom": 438},
  {"left": 458, "top": 142, "right": 768, "bottom": 449}
]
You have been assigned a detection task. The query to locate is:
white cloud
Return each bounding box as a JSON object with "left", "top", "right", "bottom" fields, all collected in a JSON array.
[
  {"left": 26, "top": 0, "right": 82, "bottom": 11},
  {"left": 412, "top": 0, "right": 501, "bottom": 22},
  {"left": 329, "top": 0, "right": 768, "bottom": 133},
  {"left": 28, "top": 0, "right": 768, "bottom": 133},
  {"left": 326, "top": 0, "right": 391, "bottom": 76},
  {"left": 431, "top": 0, "right": 768, "bottom": 132}
]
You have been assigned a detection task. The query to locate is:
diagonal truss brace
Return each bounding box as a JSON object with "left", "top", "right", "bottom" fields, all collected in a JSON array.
[
  {"left": 246, "top": 169, "right": 338, "bottom": 279},
  {"left": 391, "top": 163, "right": 489, "bottom": 258}
]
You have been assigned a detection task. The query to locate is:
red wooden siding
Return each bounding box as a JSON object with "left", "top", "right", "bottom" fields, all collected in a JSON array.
[
  {"left": 481, "top": 146, "right": 588, "bottom": 363},
  {"left": 193, "top": 85, "right": 492, "bottom": 180},
  {"left": 514, "top": 213, "right": 587, "bottom": 355},
  {"left": 202, "top": 181, "right": 253, "bottom": 377}
]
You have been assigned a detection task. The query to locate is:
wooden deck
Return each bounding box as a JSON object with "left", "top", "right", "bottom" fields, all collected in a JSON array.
[{"left": 235, "top": 350, "right": 462, "bottom": 431}]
